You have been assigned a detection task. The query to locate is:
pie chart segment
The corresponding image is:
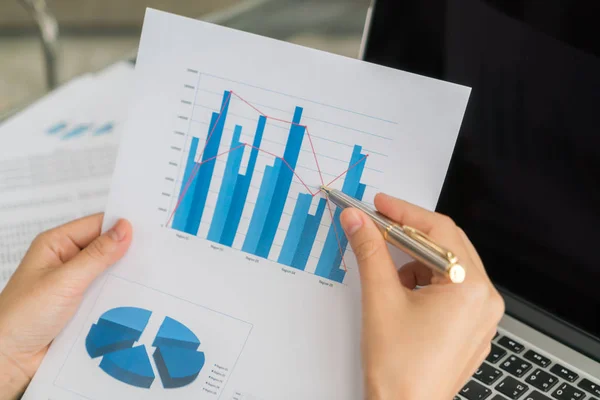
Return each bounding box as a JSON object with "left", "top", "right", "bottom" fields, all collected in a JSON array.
[
  {"left": 153, "top": 345, "right": 206, "bottom": 389},
  {"left": 97, "top": 306, "right": 152, "bottom": 338},
  {"left": 99, "top": 345, "right": 156, "bottom": 388},
  {"left": 85, "top": 322, "right": 139, "bottom": 358},
  {"left": 152, "top": 316, "right": 201, "bottom": 350}
]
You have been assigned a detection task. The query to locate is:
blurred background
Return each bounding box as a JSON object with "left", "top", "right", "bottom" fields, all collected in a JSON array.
[{"left": 0, "top": 0, "right": 371, "bottom": 118}]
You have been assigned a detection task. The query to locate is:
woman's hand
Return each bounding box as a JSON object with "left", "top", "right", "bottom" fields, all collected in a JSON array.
[
  {"left": 340, "top": 193, "right": 504, "bottom": 400},
  {"left": 0, "top": 214, "right": 132, "bottom": 400}
]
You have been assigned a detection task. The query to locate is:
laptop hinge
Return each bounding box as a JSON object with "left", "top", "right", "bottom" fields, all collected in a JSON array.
[{"left": 499, "top": 285, "right": 600, "bottom": 363}]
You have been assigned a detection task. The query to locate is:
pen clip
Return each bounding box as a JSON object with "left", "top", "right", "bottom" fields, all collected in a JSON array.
[{"left": 402, "top": 225, "right": 459, "bottom": 265}]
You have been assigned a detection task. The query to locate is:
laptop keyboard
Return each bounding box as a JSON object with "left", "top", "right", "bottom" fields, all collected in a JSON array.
[{"left": 454, "top": 329, "right": 600, "bottom": 400}]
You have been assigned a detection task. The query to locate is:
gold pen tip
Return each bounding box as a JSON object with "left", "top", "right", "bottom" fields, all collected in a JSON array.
[
  {"left": 449, "top": 265, "right": 466, "bottom": 283},
  {"left": 320, "top": 185, "right": 331, "bottom": 194}
]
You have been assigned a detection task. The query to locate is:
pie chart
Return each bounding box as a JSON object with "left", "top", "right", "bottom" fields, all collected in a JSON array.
[{"left": 85, "top": 307, "right": 205, "bottom": 389}]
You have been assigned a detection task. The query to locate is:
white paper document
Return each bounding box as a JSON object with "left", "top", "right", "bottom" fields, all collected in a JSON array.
[
  {"left": 0, "top": 62, "right": 135, "bottom": 290},
  {"left": 23, "top": 9, "right": 470, "bottom": 399}
]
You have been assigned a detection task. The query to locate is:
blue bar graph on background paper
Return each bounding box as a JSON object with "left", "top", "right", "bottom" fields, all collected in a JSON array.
[
  {"left": 220, "top": 116, "right": 266, "bottom": 246},
  {"left": 94, "top": 122, "right": 115, "bottom": 135},
  {"left": 242, "top": 158, "right": 282, "bottom": 254},
  {"left": 62, "top": 124, "right": 91, "bottom": 140},
  {"left": 207, "top": 125, "right": 244, "bottom": 242},
  {"left": 172, "top": 137, "right": 200, "bottom": 231},
  {"left": 47, "top": 121, "right": 67, "bottom": 135},
  {"left": 253, "top": 107, "right": 305, "bottom": 258},
  {"left": 278, "top": 194, "right": 312, "bottom": 266},
  {"left": 183, "top": 90, "right": 231, "bottom": 235},
  {"left": 315, "top": 145, "right": 367, "bottom": 282},
  {"left": 290, "top": 198, "right": 326, "bottom": 270}
]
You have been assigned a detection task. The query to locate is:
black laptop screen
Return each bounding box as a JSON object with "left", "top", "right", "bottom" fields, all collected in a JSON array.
[{"left": 362, "top": 0, "right": 600, "bottom": 337}]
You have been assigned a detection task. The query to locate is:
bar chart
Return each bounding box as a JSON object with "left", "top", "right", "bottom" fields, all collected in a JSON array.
[
  {"left": 47, "top": 120, "right": 116, "bottom": 139},
  {"left": 167, "top": 72, "right": 390, "bottom": 284}
]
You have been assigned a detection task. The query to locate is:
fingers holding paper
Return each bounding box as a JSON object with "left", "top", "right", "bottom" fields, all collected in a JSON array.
[{"left": 0, "top": 214, "right": 133, "bottom": 400}]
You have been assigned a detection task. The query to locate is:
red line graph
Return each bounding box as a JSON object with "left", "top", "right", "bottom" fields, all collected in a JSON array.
[{"left": 167, "top": 90, "right": 369, "bottom": 274}]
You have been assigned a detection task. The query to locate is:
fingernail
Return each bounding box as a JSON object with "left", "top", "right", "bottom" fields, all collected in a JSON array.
[
  {"left": 341, "top": 209, "right": 363, "bottom": 236},
  {"left": 107, "top": 219, "right": 127, "bottom": 242}
]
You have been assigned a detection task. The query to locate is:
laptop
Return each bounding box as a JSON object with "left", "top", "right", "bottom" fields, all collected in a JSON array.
[{"left": 359, "top": 1, "right": 600, "bottom": 399}]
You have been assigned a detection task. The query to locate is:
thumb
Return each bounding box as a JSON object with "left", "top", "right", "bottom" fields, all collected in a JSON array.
[
  {"left": 340, "top": 208, "right": 401, "bottom": 295},
  {"left": 57, "top": 219, "right": 132, "bottom": 290}
]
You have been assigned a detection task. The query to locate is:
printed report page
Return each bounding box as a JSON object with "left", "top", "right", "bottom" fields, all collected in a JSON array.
[
  {"left": 0, "top": 62, "right": 134, "bottom": 292},
  {"left": 23, "top": 8, "right": 470, "bottom": 400}
]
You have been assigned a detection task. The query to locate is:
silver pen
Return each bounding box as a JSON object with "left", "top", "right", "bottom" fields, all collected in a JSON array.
[{"left": 320, "top": 186, "right": 466, "bottom": 283}]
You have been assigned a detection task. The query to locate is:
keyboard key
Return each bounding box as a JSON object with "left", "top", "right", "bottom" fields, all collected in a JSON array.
[
  {"left": 461, "top": 380, "right": 492, "bottom": 400},
  {"left": 454, "top": 396, "right": 462, "bottom": 400},
  {"left": 525, "top": 368, "right": 559, "bottom": 392},
  {"left": 552, "top": 382, "right": 586, "bottom": 400},
  {"left": 498, "top": 336, "right": 525, "bottom": 353},
  {"left": 579, "top": 378, "right": 600, "bottom": 397},
  {"left": 523, "top": 391, "right": 552, "bottom": 400},
  {"left": 549, "top": 365, "right": 579, "bottom": 382},
  {"left": 492, "top": 396, "right": 509, "bottom": 400},
  {"left": 500, "top": 355, "right": 533, "bottom": 378},
  {"left": 524, "top": 350, "right": 552, "bottom": 368},
  {"left": 487, "top": 344, "right": 508, "bottom": 364},
  {"left": 474, "top": 362, "right": 503, "bottom": 385},
  {"left": 496, "top": 376, "right": 529, "bottom": 399}
]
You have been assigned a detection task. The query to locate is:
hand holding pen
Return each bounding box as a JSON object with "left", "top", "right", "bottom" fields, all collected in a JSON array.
[
  {"left": 322, "top": 186, "right": 466, "bottom": 284},
  {"left": 333, "top": 191, "right": 505, "bottom": 400}
]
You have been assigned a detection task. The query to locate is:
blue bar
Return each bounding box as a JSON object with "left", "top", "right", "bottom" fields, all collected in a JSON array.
[
  {"left": 207, "top": 125, "right": 244, "bottom": 243},
  {"left": 172, "top": 137, "right": 200, "bottom": 231},
  {"left": 242, "top": 158, "right": 282, "bottom": 254},
  {"left": 290, "top": 198, "right": 326, "bottom": 271},
  {"left": 220, "top": 116, "right": 266, "bottom": 246},
  {"left": 315, "top": 145, "right": 367, "bottom": 281},
  {"left": 315, "top": 207, "right": 346, "bottom": 278},
  {"left": 47, "top": 121, "right": 67, "bottom": 134},
  {"left": 62, "top": 124, "right": 91, "bottom": 140},
  {"left": 328, "top": 209, "right": 349, "bottom": 281},
  {"left": 94, "top": 122, "right": 115, "bottom": 135},
  {"left": 356, "top": 183, "right": 366, "bottom": 201},
  {"left": 184, "top": 91, "right": 231, "bottom": 235},
  {"left": 342, "top": 145, "right": 366, "bottom": 196},
  {"left": 277, "top": 194, "right": 312, "bottom": 266},
  {"left": 254, "top": 107, "right": 305, "bottom": 258},
  {"left": 328, "top": 266, "right": 346, "bottom": 284},
  {"left": 328, "top": 182, "right": 368, "bottom": 281}
]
